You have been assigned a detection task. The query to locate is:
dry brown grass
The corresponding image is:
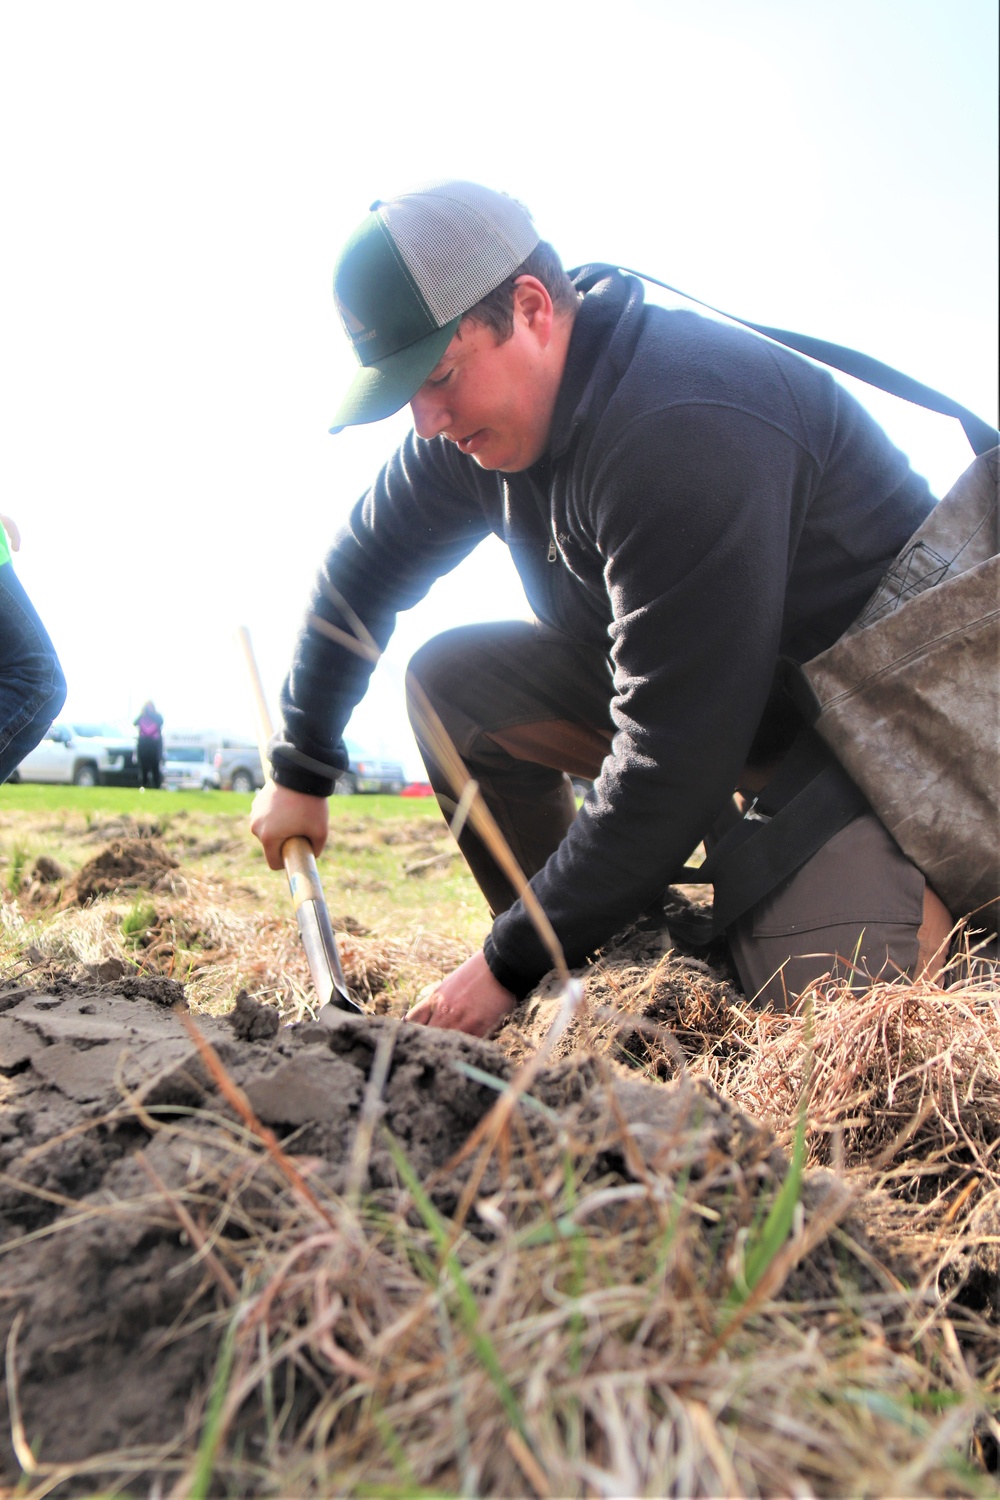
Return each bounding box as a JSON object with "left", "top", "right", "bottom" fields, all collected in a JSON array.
[{"left": 500, "top": 932, "right": 1000, "bottom": 1284}]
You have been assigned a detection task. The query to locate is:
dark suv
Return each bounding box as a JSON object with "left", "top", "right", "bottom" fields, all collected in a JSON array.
[{"left": 334, "top": 747, "right": 406, "bottom": 795}]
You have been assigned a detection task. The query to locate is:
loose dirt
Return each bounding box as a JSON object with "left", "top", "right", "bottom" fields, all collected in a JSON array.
[{"left": 68, "top": 836, "right": 179, "bottom": 904}]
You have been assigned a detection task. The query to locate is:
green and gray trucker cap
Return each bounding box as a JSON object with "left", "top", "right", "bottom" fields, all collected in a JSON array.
[{"left": 329, "top": 181, "right": 540, "bottom": 433}]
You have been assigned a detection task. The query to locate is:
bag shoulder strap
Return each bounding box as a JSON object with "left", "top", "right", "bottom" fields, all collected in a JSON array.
[
  {"left": 576, "top": 263, "right": 999, "bottom": 457},
  {"left": 669, "top": 732, "right": 868, "bottom": 935}
]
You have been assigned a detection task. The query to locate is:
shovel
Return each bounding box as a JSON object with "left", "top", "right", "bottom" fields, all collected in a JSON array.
[{"left": 237, "top": 626, "right": 363, "bottom": 1020}]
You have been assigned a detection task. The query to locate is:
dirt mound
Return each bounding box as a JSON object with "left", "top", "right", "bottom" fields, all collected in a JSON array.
[
  {"left": 0, "top": 981, "right": 922, "bottom": 1494},
  {"left": 31, "top": 854, "right": 68, "bottom": 885},
  {"left": 69, "top": 837, "right": 179, "bottom": 904}
]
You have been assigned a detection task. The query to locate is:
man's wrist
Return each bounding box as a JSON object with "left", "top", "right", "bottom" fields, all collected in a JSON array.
[
  {"left": 482, "top": 934, "right": 539, "bottom": 1003},
  {"left": 271, "top": 765, "right": 336, "bottom": 799}
]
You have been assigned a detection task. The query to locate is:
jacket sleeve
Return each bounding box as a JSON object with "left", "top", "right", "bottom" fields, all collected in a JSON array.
[
  {"left": 485, "top": 402, "right": 815, "bottom": 996},
  {"left": 270, "top": 432, "right": 493, "bottom": 795}
]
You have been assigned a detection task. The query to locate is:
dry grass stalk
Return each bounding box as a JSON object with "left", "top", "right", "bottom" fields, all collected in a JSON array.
[
  {"left": 135, "top": 1149, "right": 240, "bottom": 1302},
  {"left": 405, "top": 674, "right": 571, "bottom": 990},
  {"left": 308, "top": 581, "right": 569, "bottom": 985},
  {"left": 507, "top": 944, "right": 999, "bottom": 1220},
  {"left": 716, "top": 979, "right": 1000, "bottom": 1206},
  {"left": 5, "top": 1311, "right": 35, "bottom": 1476},
  {"left": 179, "top": 1010, "right": 337, "bottom": 1231}
]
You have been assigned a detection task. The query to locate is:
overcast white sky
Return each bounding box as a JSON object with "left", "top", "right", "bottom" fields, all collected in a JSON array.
[{"left": 1, "top": 0, "right": 996, "bottom": 775}]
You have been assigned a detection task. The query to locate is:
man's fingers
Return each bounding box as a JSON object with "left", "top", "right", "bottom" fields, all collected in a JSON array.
[
  {"left": 404, "top": 954, "right": 516, "bottom": 1037},
  {"left": 405, "top": 994, "right": 438, "bottom": 1026},
  {"left": 249, "top": 785, "right": 326, "bottom": 871}
]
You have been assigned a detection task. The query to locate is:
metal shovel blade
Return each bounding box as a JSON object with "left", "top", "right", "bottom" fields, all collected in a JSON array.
[{"left": 283, "top": 837, "right": 364, "bottom": 1016}]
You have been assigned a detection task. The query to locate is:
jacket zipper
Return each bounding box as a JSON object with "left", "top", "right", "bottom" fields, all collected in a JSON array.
[{"left": 547, "top": 538, "right": 558, "bottom": 563}]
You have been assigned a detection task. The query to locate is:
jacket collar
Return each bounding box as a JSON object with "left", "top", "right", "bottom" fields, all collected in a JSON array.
[{"left": 544, "top": 266, "right": 647, "bottom": 462}]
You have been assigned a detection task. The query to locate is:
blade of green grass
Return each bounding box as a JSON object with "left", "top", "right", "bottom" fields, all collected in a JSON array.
[{"left": 382, "top": 1128, "right": 531, "bottom": 1447}]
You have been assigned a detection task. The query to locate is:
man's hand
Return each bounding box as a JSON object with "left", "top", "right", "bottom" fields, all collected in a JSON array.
[
  {"left": 250, "top": 781, "right": 329, "bottom": 871},
  {"left": 406, "top": 950, "right": 517, "bottom": 1038}
]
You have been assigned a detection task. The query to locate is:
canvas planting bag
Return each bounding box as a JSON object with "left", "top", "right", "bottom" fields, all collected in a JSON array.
[{"left": 791, "top": 447, "right": 999, "bottom": 927}]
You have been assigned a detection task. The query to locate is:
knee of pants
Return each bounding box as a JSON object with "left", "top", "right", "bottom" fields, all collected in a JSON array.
[
  {"left": 407, "top": 627, "right": 472, "bottom": 684},
  {"left": 30, "top": 677, "right": 67, "bottom": 746},
  {"left": 42, "top": 666, "right": 67, "bottom": 724},
  {"left": 406, "top": 625, "right": 514, "bottom": 706},
  {"left": 406, "top": 625, "right": 515, "bottom": 756},
  {"left": 406, "top": 631, "right": 462, "bottom": 713},
  {"left": 727, "top": 813, "right": 927, "bottom": 1009},
  {"left": 406, "top": 637, "right": 463, "bottom": 756},
  {"left": 0, "top": 661, "right": 66, "bottom": 755}
]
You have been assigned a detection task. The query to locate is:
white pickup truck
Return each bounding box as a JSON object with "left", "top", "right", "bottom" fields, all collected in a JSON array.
[{"left": 9, "top": 721, "right": 138, "bottom": 787}]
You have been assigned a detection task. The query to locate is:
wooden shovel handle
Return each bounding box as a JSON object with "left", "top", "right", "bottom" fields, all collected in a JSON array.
[
  {"left": 282, "top": 835, "right": 326, "bottom": 905},
  {"left": 236, "top": 624, "right": 280, "bottom": 782},
  {"left": 236, "top": 625, "right": 361, "bottom": 1016}
]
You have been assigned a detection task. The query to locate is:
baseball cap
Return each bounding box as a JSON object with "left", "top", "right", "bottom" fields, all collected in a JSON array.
[{"left": 329, "top": 181, "right": 540, "bottom": 433}]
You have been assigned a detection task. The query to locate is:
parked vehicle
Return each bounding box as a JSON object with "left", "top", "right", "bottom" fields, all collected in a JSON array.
[
  {"left": 334, "top": 746, "right": 406, "bottom": 796},
  {"left": 208, "top": 737, "right": 405, "bottom": 796},
  {"left": 8, "top": 721, "right": 137, "bottom": 787},
  {"left": 401, "top": 780, "right": 434, "bottom": 798},
  {"left": 213, "top": 742, "right": 265, "bottom": 794},
  {"left": 161, "top": 743, "right": 220, "bottom": 791}
]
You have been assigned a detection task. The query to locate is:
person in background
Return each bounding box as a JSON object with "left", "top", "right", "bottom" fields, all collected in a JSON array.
[
  {"left": 0, "top": 513, "right": 67, "bottom": 786},
  {"left": 134, "top": 700, "right": 164, "bottom": 789}
]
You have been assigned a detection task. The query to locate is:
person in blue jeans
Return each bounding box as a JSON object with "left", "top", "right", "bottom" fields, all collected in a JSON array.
[{"left": 0, "top": 514, "right": 67, "bottom": 785}]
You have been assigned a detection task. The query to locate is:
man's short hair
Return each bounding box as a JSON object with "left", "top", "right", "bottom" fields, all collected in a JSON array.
[{"left": 463, "top": 240, "right": 579, "bottom": 342}]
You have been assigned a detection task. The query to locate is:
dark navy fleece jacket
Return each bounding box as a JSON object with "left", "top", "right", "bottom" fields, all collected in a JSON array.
[{"left": 273, "top": 268, "right": 935, "bottom": 997}]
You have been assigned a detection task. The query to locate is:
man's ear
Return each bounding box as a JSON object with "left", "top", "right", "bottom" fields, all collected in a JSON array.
[{"left": 512, "top": 275, "right": 555, "bottom": 340}]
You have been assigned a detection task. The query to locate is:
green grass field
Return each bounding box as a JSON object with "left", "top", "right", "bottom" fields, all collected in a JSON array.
[{"left": 0, "top": 781, "right": 423, "bottom": 821}]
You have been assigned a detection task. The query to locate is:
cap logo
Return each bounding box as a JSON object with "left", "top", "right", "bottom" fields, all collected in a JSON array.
[
  {"left": 337, "top": 300, "right": 366, "bottom": 336},
  {"left": 336, "top": 297, "right": 379, "bottom": 347}
]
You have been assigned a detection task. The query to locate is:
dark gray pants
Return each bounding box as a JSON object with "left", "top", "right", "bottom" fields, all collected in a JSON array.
[{"left": 406, "top": 621, "right": 931, "bottom": 1007}]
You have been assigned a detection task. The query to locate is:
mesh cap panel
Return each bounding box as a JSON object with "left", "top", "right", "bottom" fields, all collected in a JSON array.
[{"left": 380, "top": 181, "right": 540, "bottom": 326}]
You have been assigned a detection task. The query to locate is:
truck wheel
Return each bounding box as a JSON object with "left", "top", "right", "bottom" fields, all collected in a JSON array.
[
  {"left": 74, "top": 763, "right": 99, "bottom": 788},
  {"left": 231, "top": 769, "right": 255, "bottom": 794}
]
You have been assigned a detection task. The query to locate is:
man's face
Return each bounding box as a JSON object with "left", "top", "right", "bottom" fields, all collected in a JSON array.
[{"left": 408, "top": 290, "right": 559, "bottom": 472}]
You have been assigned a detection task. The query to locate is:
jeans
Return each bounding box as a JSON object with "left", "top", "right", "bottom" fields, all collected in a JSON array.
[{"left": 0, "top": 562, "right": 67, "bottom": 785}]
